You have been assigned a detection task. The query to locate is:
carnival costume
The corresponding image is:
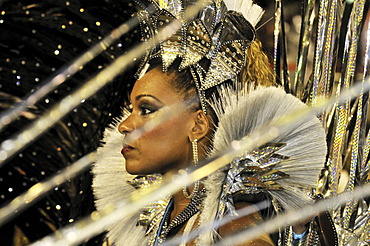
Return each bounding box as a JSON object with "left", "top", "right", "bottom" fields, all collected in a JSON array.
[
  {"left": 92, "top": 0, "right": 332, "bottom": 245},
  {"left": 0, "top": 0, "right": 369, "bottom": 245}
]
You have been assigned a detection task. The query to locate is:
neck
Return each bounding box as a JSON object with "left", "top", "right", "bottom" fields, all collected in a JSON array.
[{"left": 170, "top": 182, "right": 203, "bottom": 220}]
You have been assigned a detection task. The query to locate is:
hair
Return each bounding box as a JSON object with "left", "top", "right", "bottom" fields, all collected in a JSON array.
[{"left": 240, "top": 39, "right": 275, "bottom": 89}]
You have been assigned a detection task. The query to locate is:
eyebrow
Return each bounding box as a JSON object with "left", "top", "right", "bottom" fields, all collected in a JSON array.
[{"left": 135, "top": 94, "right": 163, "bottom": 104}]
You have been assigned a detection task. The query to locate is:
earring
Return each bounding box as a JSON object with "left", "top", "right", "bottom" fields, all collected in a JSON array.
[{"left": 183, "top": 139, "right": 200, "bottom": 199}]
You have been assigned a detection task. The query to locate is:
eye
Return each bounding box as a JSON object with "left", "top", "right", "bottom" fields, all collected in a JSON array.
[{"left": 139, "top": 104, "right": 157, "bottom": 116}]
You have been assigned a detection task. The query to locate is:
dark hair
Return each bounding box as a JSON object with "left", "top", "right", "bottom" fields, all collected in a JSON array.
[{"left": 148, "top": 57, "right": 198, "bottom": 102}]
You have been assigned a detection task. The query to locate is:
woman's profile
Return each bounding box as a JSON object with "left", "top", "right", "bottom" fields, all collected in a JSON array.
[{"left": 92, "top": 0, "right": 329, "bottom": 245}]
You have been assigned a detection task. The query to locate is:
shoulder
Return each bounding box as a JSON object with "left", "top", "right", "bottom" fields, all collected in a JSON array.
[{"left": 218, "top": 202, "right": 275, "bottom": 246}]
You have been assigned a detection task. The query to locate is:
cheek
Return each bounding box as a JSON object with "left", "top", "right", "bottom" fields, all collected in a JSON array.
[
  {"left": 126, "top": 112, "right": 191, "bottom": 174},
  {"left": 142, "top": 120, "right": 188, "bottom": 155},
  {"left": 133, "top": 118, "right": 190, "bottom": 173}
]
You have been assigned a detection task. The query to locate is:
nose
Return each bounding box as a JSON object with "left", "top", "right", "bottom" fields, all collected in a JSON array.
[{"left": 118, "top": 115, "right": 135, "bottom": 135}]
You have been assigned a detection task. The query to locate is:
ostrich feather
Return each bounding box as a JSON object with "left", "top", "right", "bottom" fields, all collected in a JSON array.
[
  {"left": 223, "top": 0, "right": 264, "bottom": 27},
  {"left": 91, "top": 118, "right": 147, "bottom": 246},
  {"left": 209, "top": 86, "right": 327, "bottom": 211}
]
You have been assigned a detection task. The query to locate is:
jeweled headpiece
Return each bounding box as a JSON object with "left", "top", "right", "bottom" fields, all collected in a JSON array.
[{"left": 135, "top": 0, "right": 264, "bottom": 112}]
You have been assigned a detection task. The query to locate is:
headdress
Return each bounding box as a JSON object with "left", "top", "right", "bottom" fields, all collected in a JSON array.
[{"left": 134, "top": 0, "right": 264, "bottom": 112}]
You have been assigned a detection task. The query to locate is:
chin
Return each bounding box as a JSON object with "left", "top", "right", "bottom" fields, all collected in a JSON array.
[
  {"left": 125, "top": 166, "right": 144, "bottom": 175},
  {"left": 125, "top": 158, "right": 173, "bottom": 175},
  {"left": 125, "top": 162, "right": 154, "bottom": 175}
]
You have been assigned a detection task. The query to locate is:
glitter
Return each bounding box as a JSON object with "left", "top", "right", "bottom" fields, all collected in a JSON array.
[
  {"left": 0, "top": 150, "right": 7, "bottom": 161},
  {"left": 56, "top": 205, "right": 61, "bottom": 210},
  {"left": 82, "top": 122, "right": 88, "bottom": 127},
  {"left": 80, "top": 8, "right": 85, "bottom": 12},
  {"left": 83, "top": 27, "right": 88, "bottom": 32},
  {"left": 69, "top": 219, "right": 74, "bottom": 223},
  {"left": 41, "top": 171, "right": 45, "bottom": 175},
  {"left": 16, "top": 75, "right": 21, "bottom": 79},
  {"left": 1, "top": 11, "right": 5, "bottom": 15},
  {"left": 8, "top": 188, "right": 13, "bottom": 192},
  {"left": 61, "top": 24, "right": 66, "bottom": 29},
  {"left": 57, "top": 147, "right": 62, "bottom": 151},
  {"left": 45, "top": 98, "right": 50, "bottom": 103},
  {"left": 96, "top": 21, "right": 101, "bottom": 26},
  {"left": 2, "top": 139, "right": 14, "bottom": 151},
  {"left": 0, "top": 20, "right": 4, "bottom": 24},
  {"left": 35, "top": 78, "right": 39, "bottom": 82},
  {"left": 66, "top": 1, "right": 70, "bottom": 6},
  {"left": 91, "top": 211, "right": 101, "bottom": 221},
  {"left": 54, "top": 50, "right": 60, "bottom": 55}
]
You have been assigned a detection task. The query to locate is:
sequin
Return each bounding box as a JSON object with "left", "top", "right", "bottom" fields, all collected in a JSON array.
[
  {"left": 135, "top": 0, "right": 256, "bottom": 113},
  {"left": 217, "top": 142, "right": 289, "bottom": 219}
]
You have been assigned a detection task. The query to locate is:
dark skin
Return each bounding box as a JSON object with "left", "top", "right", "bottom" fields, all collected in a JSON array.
[{"left": 118, "top": 68, "right": 276, "bottom": 245}]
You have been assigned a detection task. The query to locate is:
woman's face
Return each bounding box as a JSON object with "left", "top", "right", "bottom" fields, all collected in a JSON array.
[{"left": 118, "top": 68, "right": 196, "bottom": 175}]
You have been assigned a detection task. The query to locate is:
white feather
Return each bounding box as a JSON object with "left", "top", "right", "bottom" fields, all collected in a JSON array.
[
  {"left": 209, "top": 86, "right": 327, "bottom": 211},
  {"left": 91, "top": 119, "right": 147, "bottom": 246},
  {"left": 223, "top": 0, "right": 264, "bottom": 27}
]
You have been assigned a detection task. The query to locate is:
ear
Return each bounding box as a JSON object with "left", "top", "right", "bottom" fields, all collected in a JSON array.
[{"left": 189, "top": 109, "right": 211, "bottom": 141}]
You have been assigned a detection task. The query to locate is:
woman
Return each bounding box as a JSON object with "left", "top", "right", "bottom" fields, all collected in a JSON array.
[{"left": 93, "top": 0, "right": 328, "bottom": 245}]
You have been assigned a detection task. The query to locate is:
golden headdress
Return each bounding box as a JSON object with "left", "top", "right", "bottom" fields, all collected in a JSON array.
[{"left": 134, "top": 0, "right": 264, "bottom": 112}]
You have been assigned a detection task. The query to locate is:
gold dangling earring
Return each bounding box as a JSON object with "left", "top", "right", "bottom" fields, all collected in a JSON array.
[{"left": 183, "top": 139, "right": 200, "bottom": 199}]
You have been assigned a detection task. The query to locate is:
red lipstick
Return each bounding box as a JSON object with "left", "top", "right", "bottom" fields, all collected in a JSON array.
[{"left": 121, "top": 145, "right": 134, "bottom": 155}]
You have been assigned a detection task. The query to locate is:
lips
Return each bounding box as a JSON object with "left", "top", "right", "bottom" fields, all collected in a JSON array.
[{"left": 121, "top": 145, "right": 135, "bottom": 155}]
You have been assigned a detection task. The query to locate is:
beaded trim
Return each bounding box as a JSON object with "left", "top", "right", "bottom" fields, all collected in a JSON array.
[
  {"left": 134, "top": 0, "right": 258, "bottom": 113},
  {"left": 148, "top": 187, "right": 207, "bottom": 245}
]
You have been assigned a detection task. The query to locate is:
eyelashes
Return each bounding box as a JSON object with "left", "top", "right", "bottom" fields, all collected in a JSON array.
[
  {"left": 139, "top": 103, "right": 157, "bottom": 115},
  {"left": 124, "top": 103, "right": 158, "bottom": 116}
]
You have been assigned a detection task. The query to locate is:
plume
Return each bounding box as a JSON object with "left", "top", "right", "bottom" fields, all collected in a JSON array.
[
  {"left": 209, "top": 86, "right": 327, "bottom": 211},
  {"left": 223, "top": 0, "right": 264, "bottom": 27}
]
